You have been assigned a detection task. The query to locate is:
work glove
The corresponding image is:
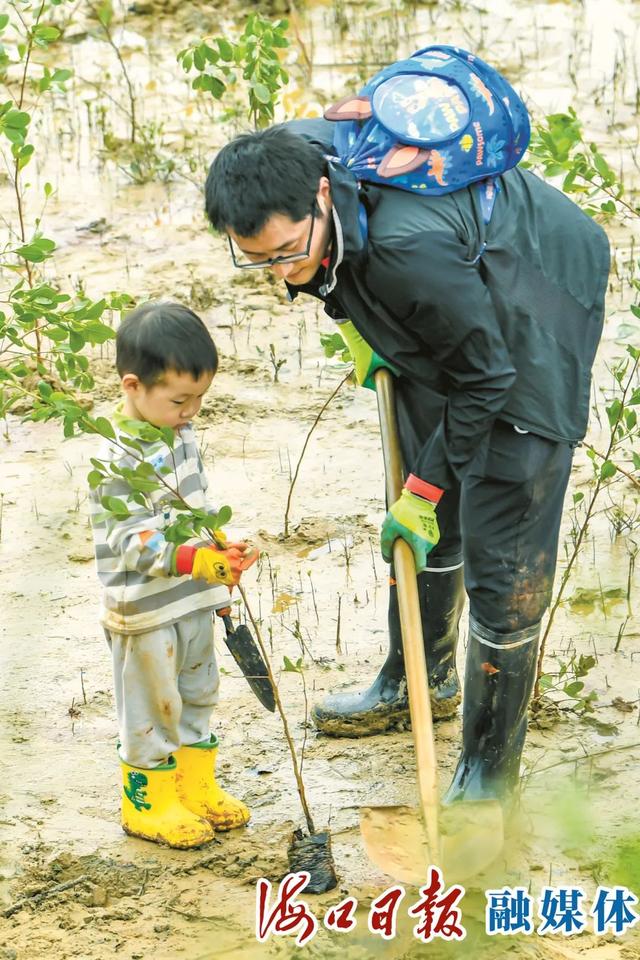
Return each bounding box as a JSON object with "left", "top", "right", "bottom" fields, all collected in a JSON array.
[
  {"left": 380, "top": 474, "right": 443, "bottom": 573},
  {"left": 173, "top": 541, "right": 258, "bottom": 587},
  {"left": 337, "top": 320, "right": 399, "bottom": 390}
]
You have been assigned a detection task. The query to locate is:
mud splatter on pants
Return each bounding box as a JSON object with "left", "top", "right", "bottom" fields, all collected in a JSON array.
[
  {"left": 105, "top": 610, "right": 220, "bottom": 768},
  {"left": 395, "top": 383, "right": 574, "bottom": 635}
]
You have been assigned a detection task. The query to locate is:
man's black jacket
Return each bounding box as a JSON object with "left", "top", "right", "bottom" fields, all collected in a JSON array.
[{"left": 285, "top": 118, "right": 610, "bottom": 491}]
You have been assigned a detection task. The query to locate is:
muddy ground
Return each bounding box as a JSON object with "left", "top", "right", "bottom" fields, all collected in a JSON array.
[{"left": 1, "top": 0, "right": 640, "bottom": 957}]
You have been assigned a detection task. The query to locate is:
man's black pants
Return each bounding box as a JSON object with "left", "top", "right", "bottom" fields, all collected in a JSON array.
[{"left": 394, "top": 380, "right": 573, "bottom": 634}]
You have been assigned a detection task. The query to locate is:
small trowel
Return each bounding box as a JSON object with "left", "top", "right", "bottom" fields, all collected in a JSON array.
[{"left": 221, "top": 614, "right": 276, "bottom": 713}]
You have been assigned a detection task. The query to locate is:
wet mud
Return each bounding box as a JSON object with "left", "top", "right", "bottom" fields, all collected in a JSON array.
[{"left": 1, "top": 0, "right": 640, "bottom": 957}]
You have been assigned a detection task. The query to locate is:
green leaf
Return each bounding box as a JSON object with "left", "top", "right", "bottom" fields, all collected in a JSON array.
[
  {"left": 283, "top": 655, "right": 302, "bottom": 674},
  {"left": 44, "top": 326, "right": 67, "bottom": 343},
  {"left": 94, "top": 416, "right": 116, "bottom": 440},
  {"left": 538, "top": 674, "right": 554, "bottom": 691},
  {"left": 160, "top": 426, "right": 175, "bottom": 448},
  {"left": 193, "top": 45, "right": 206, "bottom": 71},
  {"left": 97, "top": 1, "right": 113, "bottom": 27},
  {"left": 37, "top": 380, "right": 52, "bottom": 398},
  {"left": 564, "top": 680, "right": 585, "bottom": 697},
  {"left": 0, "top": 14, "right": 9, "bottom": 31},
  {"left": 577, "top": 654, "right": 596, "bottom": 673},
  {"left": 212, "top": 505, "right": 229, "bottom": 528},
  {"left": 101, "top": 495, "right": 130, "bottom": 518},
  {"left": 252, "top": 82, "right": 271, "bottom": 104},
  {"left": 600, "top": 460, "right": 617, "bottom": 480},
  {"left": 217, "top": 38, "right": 234, "bottom": 61},
  {"left": 88, "top": 469, "right": 104, "bottom": 489},
  {"left": 606, "top": 398, "right": 622, "bottom": 427},
  {"left": 69, "top": 330, "right": 84, "bottom": 352},
  {"left": 83, "top": 320, "right": 115, "bottom": 344},
  {"left": 34, "top": 25, "right": 61, "bottom": 42},
  {"left": 572, "top": 491, "right": 584, "bottom": 504}
]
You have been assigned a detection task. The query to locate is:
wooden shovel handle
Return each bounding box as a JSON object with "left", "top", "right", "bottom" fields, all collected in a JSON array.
[{"left": 374, "top": 368, "right": 440, "bottom": 861}]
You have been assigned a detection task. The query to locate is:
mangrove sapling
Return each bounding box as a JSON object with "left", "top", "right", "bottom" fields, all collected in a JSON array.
[
  {"left": 88, "top": 0, "right": 137, "bottom": 143},
  {"left": 0, "top": 2, "right": 134, "bottom": 436},
  {"left": 230, "top": 586, "right": 337, "bottom": 889},
  {"left": 283, "top": 371, "right": 351, "bottom": 537},
  {"left": 177, "top": 15, "right": 289, "bottom": 131}
]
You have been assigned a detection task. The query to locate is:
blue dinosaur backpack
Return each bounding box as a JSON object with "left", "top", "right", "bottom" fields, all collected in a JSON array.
[{"left": 324, "top": 45, "right": 530, "bottom": 227}]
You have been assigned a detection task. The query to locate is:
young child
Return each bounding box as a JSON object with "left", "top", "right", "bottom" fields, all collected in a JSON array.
[{"left": 89, "top": 301, "right": 257, "bottom": 849}]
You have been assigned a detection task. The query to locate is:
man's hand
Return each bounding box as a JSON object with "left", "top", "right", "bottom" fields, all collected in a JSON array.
[
  {"left": 174, "top": 542, "right": 258, "bottom": 587},
  {"left": 337, "top": 320, "right": 399, "bottom": 390},
  {"left": 380, "top": 474, "right": 443, "bottom": 573}
]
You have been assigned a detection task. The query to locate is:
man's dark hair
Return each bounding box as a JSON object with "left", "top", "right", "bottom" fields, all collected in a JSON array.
[
  {"left": 116, "top": 301, "right": 218, "bottom": 386},
  {"left": 205, "top": 125, "right": 326, "bottom": 237}
]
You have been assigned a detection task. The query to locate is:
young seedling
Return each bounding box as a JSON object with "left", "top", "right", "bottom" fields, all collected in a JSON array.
[
  {"left": 268, "top": 343, "right": 287, "bottom": 383},
  {"left": 88, "top": 1, "right": 137, "bottom": 143},
  {"left": 283, "top": 372, "right": 350, "bottom": 536},
  {"left": 177, "top": 15, "right": 290, "bottom": 130}
]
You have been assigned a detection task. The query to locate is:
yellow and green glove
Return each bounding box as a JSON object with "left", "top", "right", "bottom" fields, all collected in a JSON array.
[
  {"left": 337, "top": 320, "right": 399, "bottom": 390},
  {"left": 380, "top": 474, "right": 443, "bottom": 573}
]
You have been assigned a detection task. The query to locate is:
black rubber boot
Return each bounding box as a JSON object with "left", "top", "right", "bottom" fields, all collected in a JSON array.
[
  {"left": 312, "top": 566, "right": 464, "bottom": 737},
  {"left": 442, "top": 616, "right": 541, "bottom": 806}
]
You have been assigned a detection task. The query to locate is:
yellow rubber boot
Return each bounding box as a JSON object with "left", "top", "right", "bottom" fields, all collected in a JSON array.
[
  {"left": 175, "top": 734, "right": 250, "bottom": 831},
  {"left": 120, "top": 754, "right": 214, "bottom": 849}
]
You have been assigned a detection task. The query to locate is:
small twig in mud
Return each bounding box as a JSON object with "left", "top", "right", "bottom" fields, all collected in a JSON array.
[
  {"left": 615, "top": 617, "right": 630, "bottom": 653},
  {"left": 336, "top": 594, "right": 342, "bottom": 655},
  {"left": 3, "top": 875, "right": 91, "bottom": 917},
  {"left": 136, "top": 868, "right": 149, "bottom": 897},
  {"left": 283, "top": 373, "right": 350, "bottom": 537},
  {"left": 299, "top": 666, "right": 310, "bottom": 779},
  {"left": 307, "top": 570, "right": 319, "bottom": 624},
  {"left": 341, "top": 530, "right": 353, "bottom": 583},
  {"left": 523, "top": 741, "right": 640, "bottom": 781},
  {"left": 369, "top": 536, "right": 378, "bottom": 581},
  {"left": 80, "top": 668, "right": 87, "bottom": 705},
  {"left": 268, "top": 343, "right": 287, "bottom": 383}
]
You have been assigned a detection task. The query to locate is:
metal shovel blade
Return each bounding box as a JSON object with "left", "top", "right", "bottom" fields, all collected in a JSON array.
[
  {"left": 222, "top": 616, "right": 276, "bottom": 713},
  {"left": 360, "top": 799, "right": 504, "bottom": 885}
]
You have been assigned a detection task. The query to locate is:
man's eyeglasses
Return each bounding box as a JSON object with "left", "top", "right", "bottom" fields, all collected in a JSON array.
[{"left": 228, "top": 208, "right": 316, "bottom": 270}]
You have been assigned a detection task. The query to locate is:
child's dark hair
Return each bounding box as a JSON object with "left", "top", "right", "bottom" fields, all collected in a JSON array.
[{"left": 116, "top": 301, "right": 218, "bottom": 386}]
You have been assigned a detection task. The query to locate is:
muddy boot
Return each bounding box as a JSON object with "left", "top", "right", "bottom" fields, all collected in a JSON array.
[
  {"left": 443, "top": 616, "right": 541, "bottom": 807},
  {"left": 175, "top": 734, "right": 250, "bottom": 831},
  {"left": 120, "top": 754, "right": 214, "bottom": 849},
  {"left": 312, "top": 567, "right": 464, "bottom": 737}
]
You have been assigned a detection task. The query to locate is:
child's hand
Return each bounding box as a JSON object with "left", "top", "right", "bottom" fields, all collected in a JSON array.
[
  {"left": 173, "top": 542, "right": 258, "bottom": 586},
  {"left": 190, "top": 545, "right": 248, "bottom": 586}
]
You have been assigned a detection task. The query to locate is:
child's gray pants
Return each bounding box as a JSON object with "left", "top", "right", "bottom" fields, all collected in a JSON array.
[{"left": 105, "top": 609, "right": 220, "bottom": 768}]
